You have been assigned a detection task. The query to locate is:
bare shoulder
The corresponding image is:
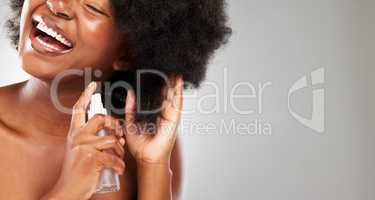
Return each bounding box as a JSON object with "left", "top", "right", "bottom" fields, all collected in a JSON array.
[
  {"left": 0, "top": 81, "right": 26, "bottom": 131},
  {"left": 0, "top": 81, "right": 26, "bottom": 95},
  {"left": 0, "top": 81, "right": 25, "bottom": 108}
]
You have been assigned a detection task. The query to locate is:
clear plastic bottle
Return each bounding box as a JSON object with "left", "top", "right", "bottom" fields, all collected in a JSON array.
[{"left": 88, "top": 93, "right": 120, "bottom": 193}]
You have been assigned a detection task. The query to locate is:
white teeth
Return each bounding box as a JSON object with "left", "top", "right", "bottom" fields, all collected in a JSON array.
[
  {"left": 56, "top": 35, "right": 62, "bottom": 41},
  {"left": 36, "top": 21, "right": 72, "bottom": 48}
]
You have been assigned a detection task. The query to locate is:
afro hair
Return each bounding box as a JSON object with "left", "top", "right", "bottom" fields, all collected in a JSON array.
[{"left": 7, "top": 0, "right": 232, "bottom": 123}]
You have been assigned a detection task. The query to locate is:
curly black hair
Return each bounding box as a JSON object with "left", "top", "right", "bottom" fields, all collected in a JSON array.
[{"left": 7, "top": 0, "right": 232, "bottom": 124}]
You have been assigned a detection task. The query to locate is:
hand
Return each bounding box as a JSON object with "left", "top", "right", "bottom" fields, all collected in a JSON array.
[
  {"left": 41, "top": 82, "right": 126, "bottom": 200},
  {"left": 123, "top": 75, "right": 184, "bottom": 166}
]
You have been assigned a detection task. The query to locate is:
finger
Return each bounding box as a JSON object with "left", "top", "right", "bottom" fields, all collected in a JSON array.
[
  {"left": 69, "top": 125, "right": 123, "bottom": 149},
  {"left": 123, "top": 89, "right": 144, "bottom": 151},
  {"left": 160, "top": 75, "right": 184, "bottom": 122},
  {"left": 88, "top": 135, "right": 125, "bottom": 159},
  {"left": 71, "top": 82, "right": 97, "bottom": 130},
  {"left": 156, "top": 75, "right": 184, "bottom": 145},
  {"left": 173, "top": 75, "right": 184, "bottom": 110},
  {"left": 162, "top": 75, "right": 184, "bottom": 120},
  {"left": 95, "top": 150, "right": 126, "bottom": 175},
  {"left": 124, "top": 89, "right": 136, "bottom": 125},
  {"left": 84, "top": 114, "right": 122, "bottom": 137},
  {"left": 124, "top": 90, "right": 138, "bottom": 135}
]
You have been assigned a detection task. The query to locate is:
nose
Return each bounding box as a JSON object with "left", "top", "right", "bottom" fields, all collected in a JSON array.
[{"left": 46, "top": 0, "right": 74, "bottom": 20}]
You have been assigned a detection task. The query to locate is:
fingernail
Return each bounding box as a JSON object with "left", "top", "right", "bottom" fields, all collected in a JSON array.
[
  {"left": 128, "top": 89, "right": 135, "bottom": 99},
  {"left": 88, "top": 81, "right": 96, "bottom": 89},
  {"left": 125, "top": 89, "right": 130, "bottom": 99},
  {"left": 119, "top": 137, "right": 125, "bottom": 145}
]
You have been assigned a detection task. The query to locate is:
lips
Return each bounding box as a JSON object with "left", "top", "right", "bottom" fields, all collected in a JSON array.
[{"left": 29, "top": 16, "right": 74, "bottom": 55}]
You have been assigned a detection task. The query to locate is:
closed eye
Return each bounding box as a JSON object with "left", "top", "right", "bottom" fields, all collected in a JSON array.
[{"left": 85, "top": 4, "right": 109, "bottom": 17}]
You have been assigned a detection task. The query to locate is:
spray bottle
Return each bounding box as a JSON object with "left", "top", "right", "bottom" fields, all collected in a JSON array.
[{"left": 87, "top": 92, "right": 120, "bottom": 193}]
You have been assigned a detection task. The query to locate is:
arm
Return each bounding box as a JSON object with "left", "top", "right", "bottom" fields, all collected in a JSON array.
[
  {"left": 123, "top": 75, "right": 184, "bottom": 200},
  {"left": 137, "top": 163, "right": 173, "bottom": 200},
  {"left": 137, "top": 138, "right": 182, "bottom": 200}
]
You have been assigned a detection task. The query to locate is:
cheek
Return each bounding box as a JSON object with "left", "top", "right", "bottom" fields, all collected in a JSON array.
[
  {"left": 77, "top": 18, "right": 120, "bottom": 68},
  {"left": 79, "top": 19, "right": 119, "bottom": 53}
]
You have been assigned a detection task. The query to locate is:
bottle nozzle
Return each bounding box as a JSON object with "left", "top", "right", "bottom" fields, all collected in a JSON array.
[{"left": 88, "top": 93, "right": 107, "bottom": 119}]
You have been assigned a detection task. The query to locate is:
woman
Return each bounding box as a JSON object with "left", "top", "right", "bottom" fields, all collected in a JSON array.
[{"left": 0, "top": 0, "right": 231, "bottom": 199}]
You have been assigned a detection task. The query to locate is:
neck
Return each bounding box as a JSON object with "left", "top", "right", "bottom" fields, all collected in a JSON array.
[{"left": 15, "top": 76, "right": 86, "bottom": 141}]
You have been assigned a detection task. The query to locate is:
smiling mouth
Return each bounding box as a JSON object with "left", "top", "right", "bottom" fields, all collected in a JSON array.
[{"left": 30, "top": 18, "right": 74, "bottom": 55}]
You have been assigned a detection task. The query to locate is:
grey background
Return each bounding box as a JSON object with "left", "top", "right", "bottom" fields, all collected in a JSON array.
[{"left": 0, "top": 0, "right": 374, "bottom": 200}]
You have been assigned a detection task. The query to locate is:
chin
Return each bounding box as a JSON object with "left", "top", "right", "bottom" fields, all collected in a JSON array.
[
  {"left": 20, "top": 49, "right": 76, "bottom": 81},
  {"left": 21, "top": 62, "right": 61, "bottom": 81}
]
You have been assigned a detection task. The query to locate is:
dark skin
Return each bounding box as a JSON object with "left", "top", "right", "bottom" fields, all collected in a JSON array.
[{"left": 0, "top": 0, "right": 182, "bottom": 199}]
